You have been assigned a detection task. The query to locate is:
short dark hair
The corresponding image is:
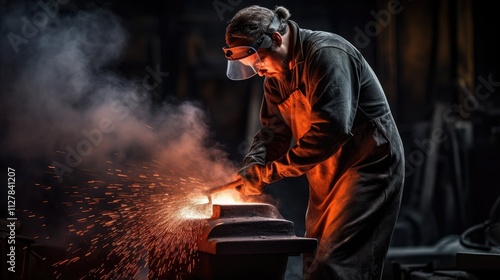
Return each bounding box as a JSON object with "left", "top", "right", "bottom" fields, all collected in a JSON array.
[{"left": 225, "top": 5, "right": 291, "bottom": 45}]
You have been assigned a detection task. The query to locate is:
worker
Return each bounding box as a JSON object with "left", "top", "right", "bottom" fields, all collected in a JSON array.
[{"left": 219, "top": 5, "right": 405, "bottom": 279}]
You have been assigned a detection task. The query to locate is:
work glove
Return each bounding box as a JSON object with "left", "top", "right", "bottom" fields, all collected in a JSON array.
[{"left": 238, "top": 164, "right": 268, "bottom": 196}]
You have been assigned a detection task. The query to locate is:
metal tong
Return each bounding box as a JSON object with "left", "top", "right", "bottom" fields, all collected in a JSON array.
[{"left": 206, "top": 180, "right": 242, "bottom": 205}]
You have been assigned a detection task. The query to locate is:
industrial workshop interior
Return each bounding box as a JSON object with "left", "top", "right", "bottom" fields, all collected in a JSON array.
[{"left": 1, "top": 0, "right": 499, "bottom": 279}]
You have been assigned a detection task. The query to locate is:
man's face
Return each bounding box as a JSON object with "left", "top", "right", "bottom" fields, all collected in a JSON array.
[{"left": 255, "top": 47, "right": 288, "bottom": 80}]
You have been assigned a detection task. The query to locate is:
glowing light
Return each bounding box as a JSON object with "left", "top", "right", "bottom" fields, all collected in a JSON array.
[
  {"left": 211, "top": 189, "right": 245, "bottom": 205},
  {"left": 179, "top": 195, "right": 212, "bottom": 219}
]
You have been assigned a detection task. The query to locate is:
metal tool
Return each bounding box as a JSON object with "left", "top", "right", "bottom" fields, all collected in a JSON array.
[{"left": 206, "top": 180, "right": 243, "bottom": 205}]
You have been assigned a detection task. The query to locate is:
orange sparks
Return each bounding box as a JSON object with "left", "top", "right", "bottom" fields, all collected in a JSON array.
[{"left": 36, "top": 157, "right": 245, "bottom": 279}]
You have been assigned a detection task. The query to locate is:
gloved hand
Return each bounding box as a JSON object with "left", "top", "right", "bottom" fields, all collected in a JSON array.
[
  {"left": 211, "top": 164, "right": 268, "bottom": 196},
  {"left": 237, "top": 164, "right": 267, "bottom": 195}
]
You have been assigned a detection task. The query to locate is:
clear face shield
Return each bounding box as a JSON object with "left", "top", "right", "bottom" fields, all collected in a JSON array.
[
  {"left": 222, "top": 36, "right": 271, "bottom": 81},
  {"left": 223, "top": 15, "right": 281, "bottom": 81}
]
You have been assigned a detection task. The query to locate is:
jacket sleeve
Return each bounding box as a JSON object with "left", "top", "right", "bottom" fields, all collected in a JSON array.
[
  {"left": 263, "top": 47, "right": 361, "bottom": 183},
  {"left": 242, "top": 79, "right": 293, "bottom": 168}
]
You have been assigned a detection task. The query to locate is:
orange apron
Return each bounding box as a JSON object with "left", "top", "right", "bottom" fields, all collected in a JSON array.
[{"left": 277, "top": 88, "right": 404, "bottom": 279}]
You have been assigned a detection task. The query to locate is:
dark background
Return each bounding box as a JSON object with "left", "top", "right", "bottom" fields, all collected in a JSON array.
[{"left": 1, "top": 0, "right": 499, "bottom": 279}]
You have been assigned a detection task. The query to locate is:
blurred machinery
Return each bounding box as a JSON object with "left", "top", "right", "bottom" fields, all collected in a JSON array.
[{"left": 385, "top": 196, "right": 500, "bottom": 279}]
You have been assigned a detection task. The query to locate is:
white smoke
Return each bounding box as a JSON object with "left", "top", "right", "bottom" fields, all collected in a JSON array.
[{"left": 0, "top": 5, "right": 236, "bottom": 183}]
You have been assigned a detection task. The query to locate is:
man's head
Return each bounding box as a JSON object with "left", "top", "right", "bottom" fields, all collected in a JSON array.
[{"left": 223, "top": 5, "right": 292, "bottom": 81}]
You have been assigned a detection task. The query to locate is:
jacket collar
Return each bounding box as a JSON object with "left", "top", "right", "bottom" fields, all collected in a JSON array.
[{"left": 287, "top": 20, "right": 304, "bottom": 71}]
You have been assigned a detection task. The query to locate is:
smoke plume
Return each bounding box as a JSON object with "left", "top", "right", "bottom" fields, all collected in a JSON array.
[
  {"left": 1, "top": 4, "right": 237, "bottom": 186},
  {"left": 1, "top": 3, "right": 240, "bottom": 278}
]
